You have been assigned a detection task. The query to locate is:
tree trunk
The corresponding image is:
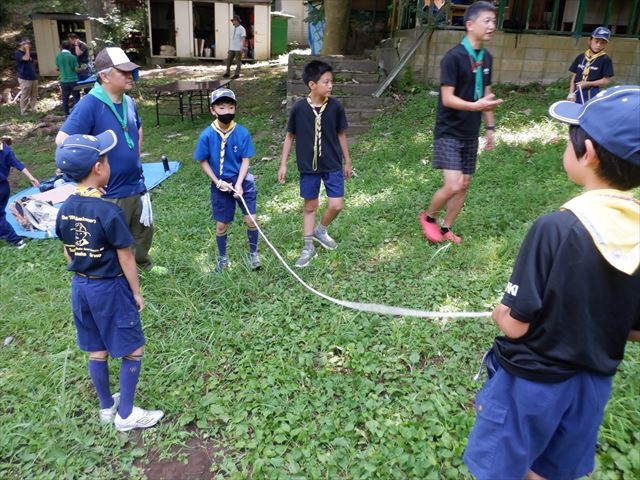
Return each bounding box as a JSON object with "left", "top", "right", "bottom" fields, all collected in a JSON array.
[{"left": 321, "top": 0, "right": 352, "bottom": 54}]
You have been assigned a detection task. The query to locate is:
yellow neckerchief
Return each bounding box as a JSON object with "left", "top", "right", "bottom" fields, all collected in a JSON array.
[
  {"left": 562, "top": 189, "right": 640, "bottom": 275},
  {"left": 307, "top": 96, "right": 328, "bottom": 171},
  {"left": 211, "top": 119, "right": 237, "bottom": 176},
  {"left": 74, "top": 186, "right": 102, "bottom": 197},
  {"left": 581, "top": 48, "right": 606, "bottom": 83}
]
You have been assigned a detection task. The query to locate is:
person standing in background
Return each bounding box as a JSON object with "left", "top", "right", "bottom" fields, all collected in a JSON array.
[
  {"left": 419, "top": 1, "right": 502, "bottom": 244},
  {"left": 55, "top": 40, "right": 80, "bottom": 117},
  {"left": 223, "top": 15, "right": 246, "bottom": 79},
  {"left": 68, "top": 33, "right": 92, "bottom": 84},
  {"left": 567, "top": 27, "right": 614, "bottom": 104},
  {"left": 15, "top": 38, "right": 39, "bottom": 115}
]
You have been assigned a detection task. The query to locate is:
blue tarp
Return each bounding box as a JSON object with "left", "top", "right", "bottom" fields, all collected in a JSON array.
[{"left": 5, "top": 161, "right": 181, "bottom": 239}]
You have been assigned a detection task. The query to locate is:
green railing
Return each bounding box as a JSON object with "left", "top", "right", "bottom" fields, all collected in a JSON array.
[
  {"left": 399, "top": 0, "right": 639, "bottom": 38},
  {"left": 496, "top": 0, "right": 640, "bottom": 38}
]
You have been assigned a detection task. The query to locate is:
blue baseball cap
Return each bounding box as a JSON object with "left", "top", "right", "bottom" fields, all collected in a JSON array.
[
  {"left": 210, "top": 88, "right": 236, "bottom": 105},
  {"left": 548, "top": 85, "right": 640, "bottom": 165},
  {"left": 591, "top": 26, "right": 611, "bottom": 41},
  {"left": 55, "top": 130, "right": 118, "bottom": 180}
]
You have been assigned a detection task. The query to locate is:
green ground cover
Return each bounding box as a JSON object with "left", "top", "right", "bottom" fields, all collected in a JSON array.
[{"left": 1, "top": 70, "right": 638, "bottom": 479}]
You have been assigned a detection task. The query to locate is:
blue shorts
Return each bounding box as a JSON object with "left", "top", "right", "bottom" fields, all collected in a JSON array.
[
  {"left": 300, "top": 170, "right": 344, "bottom": 200},
  {"left": 464, "top": 364, "right": 613, "bottom": 480},
  {"left": 210, "top": 174, "right": 257, "bottom": 224},
  {"left": 71, "top": 275, "right": 145, "bottom": 358},
  {"left": 432, "top": 137, "right": 479, "bottom": 174}
]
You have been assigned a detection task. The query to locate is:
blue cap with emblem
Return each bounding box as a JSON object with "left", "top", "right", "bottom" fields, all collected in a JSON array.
[
  {"left": 210, "top": 88, "right": 236, "bottom": 105},
  {"left": 55, "top": 130, "right": 118, "bottom": 180}
]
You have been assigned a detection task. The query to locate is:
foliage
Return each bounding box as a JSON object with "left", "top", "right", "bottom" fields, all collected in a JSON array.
[
  {"left": 304, "top": 1, "right": 325, "bottom": 25},
  {"left": 0, "top": 69, "right": 638, "bottom": 479},
  {"left": 94, "top": 4, "right": 148, "bottom": 53}
]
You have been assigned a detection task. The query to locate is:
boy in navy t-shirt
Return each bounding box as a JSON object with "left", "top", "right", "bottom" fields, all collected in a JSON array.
[
  {"left": 568, "top": 27, "right": 614, "bottom": 104},
  {"left": 278, "top": 60, "right": 352, "bottom": 268},
  {"left": 464, "top": 86, "right": 640, "bottom": 479},
  {"left": 55, "top": 130, "right": 164, "bottom": 432}
]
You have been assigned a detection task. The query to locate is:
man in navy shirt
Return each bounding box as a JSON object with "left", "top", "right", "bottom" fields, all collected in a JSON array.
[{"left": 15, "top": 38, "right": 38, "bottom": 115}]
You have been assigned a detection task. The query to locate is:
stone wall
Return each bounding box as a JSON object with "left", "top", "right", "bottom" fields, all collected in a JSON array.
[{"left": 380, "top": 29, "right": 640, "bottom": 87}]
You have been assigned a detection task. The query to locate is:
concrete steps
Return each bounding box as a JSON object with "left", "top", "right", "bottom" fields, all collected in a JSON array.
[{"left": 286, "top": 55, "right": 396, "bottom": 139}]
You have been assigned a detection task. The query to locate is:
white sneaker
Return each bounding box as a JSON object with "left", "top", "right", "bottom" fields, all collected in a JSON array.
[
  {"left": 99, "top": 392, "right": 120, "bottom": 424},
  {"left": 114, "top": 405, "right": 164, "bottom": 432}
]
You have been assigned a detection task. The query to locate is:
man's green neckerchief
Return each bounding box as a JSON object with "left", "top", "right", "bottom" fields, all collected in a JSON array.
[
  {"left": 89, "top": 83, "right": 134, "bottom": 149},
  {"left": 461, "top": 36, "right": 485, "bottom": 101}
]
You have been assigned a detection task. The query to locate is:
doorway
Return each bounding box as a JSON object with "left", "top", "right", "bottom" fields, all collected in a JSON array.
[{"left": 193, "top": 2, "right": 215, "bottom": 57}]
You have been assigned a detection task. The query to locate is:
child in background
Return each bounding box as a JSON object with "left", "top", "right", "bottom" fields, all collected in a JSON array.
[
  {"left": 464, "top": 85, "right": 640, "bottom": 479},
  {"left": 194, "top": 88, "right": 260, "bottom": 272},
  {"left": 0, "top": 137, "right": 39, "bottom": 248},
  {"left": 55, "top": 130, "right": 164, "bottom": 432},
  {"left": 279, "top": 60, "right": 352, "bottom": 268},
  {"left": 568, "top": 27, "right": 614, "bottom": 104}
]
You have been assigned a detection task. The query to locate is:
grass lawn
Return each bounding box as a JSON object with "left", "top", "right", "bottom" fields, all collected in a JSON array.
[{"left": 1, "top": 64, "right": 639, "bottom": 479}]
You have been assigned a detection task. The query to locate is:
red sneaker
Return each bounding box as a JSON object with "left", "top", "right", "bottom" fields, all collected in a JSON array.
[
  {"left": 442, "top": 230, "right": 461, "bottom": 244},
  {"left": 419, "top": 211, "right": 444, "bottom": 243}
]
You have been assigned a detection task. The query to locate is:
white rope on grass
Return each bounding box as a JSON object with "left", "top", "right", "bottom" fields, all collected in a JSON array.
[{"left": 232, "top": 188, "right": 492, "bottom": 319}]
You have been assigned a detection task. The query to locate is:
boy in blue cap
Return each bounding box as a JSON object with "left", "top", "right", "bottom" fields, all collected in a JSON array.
[
  {"left": 464, "top": 85, "right": 640, "bottom": 479},
  {"left": 55, "top": 130, "right": 164, "bottom": 432},
  {"left": 568, "top": 26, "right": 614, "bottom": 104},
  {"left": 194, "top": 87, "right": 260, "bottom": 272}
]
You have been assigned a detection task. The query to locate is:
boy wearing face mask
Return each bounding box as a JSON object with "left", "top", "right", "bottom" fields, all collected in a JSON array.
[{"left": 194, "top": 88, "right": 260, "bottom": 272}]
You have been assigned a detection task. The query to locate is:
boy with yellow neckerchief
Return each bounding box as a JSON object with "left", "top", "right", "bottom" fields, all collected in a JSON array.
[
  {"left": 278, "top": 60, "right": 352, "bottom": 268},
  {"left": 464, "top": 85, "right": 640, "bottom": 479},
  {"left": 568, "top": 27, "right": 614, "bottom": 104},
  {"left": 55, "top": 130, "right": 164, "bottom": 432},
  {"left": 194, "top": 88, "right": 260, "bottom": 272}
]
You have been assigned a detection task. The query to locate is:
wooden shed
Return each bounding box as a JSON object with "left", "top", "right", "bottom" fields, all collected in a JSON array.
[
  {"left": 30, "top": 13, "right": 93, "bottom": 77},
  {"left": 147, "top": 0, "right": 272, "bottom": 62}
]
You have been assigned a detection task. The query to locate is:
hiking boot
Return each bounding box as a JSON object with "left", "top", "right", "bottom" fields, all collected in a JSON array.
[
  {"left": 249, "top": 252, "right": 261, "bottom": 270},
  {"left": 114, "top": 406, "right": 164, "bottom": 432},
  {"left": 223, "top": 73, "right": 230, "bottom": 78},
  {"left": 313, "top": 226, "right": 337, "bottom": 250},
  {"left": 442, "top": 230, "right": 461, "bottom": 244},
  {"left": 99, "top": 392, "right": 120, "bottom": 424},
  {"left": 215, "top": 255, "right": 229, "bottom": 273},
  {"left": 419, "top": 212, "right": 443, "bottom": 243},
  {"left": 14, "top": 240, "right": 27, "bottom": 249},
  {"left": 295, "top": 246, "right": 317, "bottom": 268},
  {"left": 232, "top": 74, "right": 240, "bottom": 79}
]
